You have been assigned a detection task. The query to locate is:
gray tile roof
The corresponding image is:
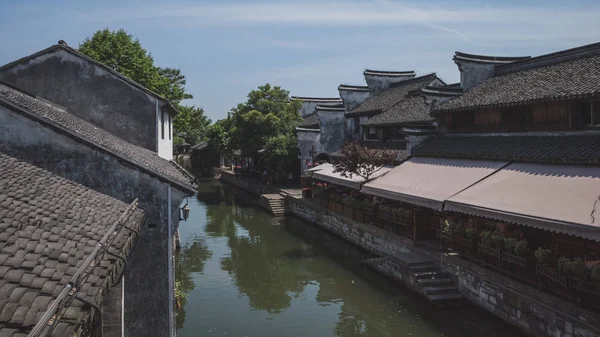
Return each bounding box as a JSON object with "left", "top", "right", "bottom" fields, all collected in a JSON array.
[
  {"left": 412, "top": 133, "right": 600, "bottom": 164},
  {"left": 348, "top": 73, "right": 438, "bottom": 116},
  {"left": 361, "top": 95, "right": 433, "bottom": 127},
  {"left": 0, "top": 151, "right": 144, "bottom": 336},
  {"left": 0, "top": 82, "right": 195, "bottom": 192},
  {"left": 297, "top": 113, "right": 320, "bottom": 129},
  {"left": 435, "top": 43, "right": 600, "bottom": 113}
]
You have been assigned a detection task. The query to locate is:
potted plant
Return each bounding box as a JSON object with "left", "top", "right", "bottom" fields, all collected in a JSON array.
[
  {"left": 534, "top": 247, "right": 552, "bottom": 266},
  {"left": 514, "top": 240, "right": 530, "bottom": 258}
]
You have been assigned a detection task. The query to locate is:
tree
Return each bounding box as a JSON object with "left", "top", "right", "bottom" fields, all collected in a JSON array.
[
  {"left": 226, "top": 84, "right": 302, "bottom": 162},
  {"left": 173, "top": 105, "right": 211, "bottom": 145},
  {"left": 79, "top": 29, "right": 208, "bottom": 144},
  {"left": 333, "top": 142, "right": 396, "bottom": 180},
  {"left": 206, "top": 117, "right": 233, "bottom": 155}
]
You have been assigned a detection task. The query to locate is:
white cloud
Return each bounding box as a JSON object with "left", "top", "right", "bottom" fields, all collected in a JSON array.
[{"left": 79, "top": 1, "right": 600, "bottom": 44}]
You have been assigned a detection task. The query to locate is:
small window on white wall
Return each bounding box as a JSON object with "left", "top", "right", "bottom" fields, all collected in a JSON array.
[
  {"left": 161, "top": 110, "right": 165, "bottom": 140},
  {"left": 168, "top": 113, "right": 172, "bottom": 140}
]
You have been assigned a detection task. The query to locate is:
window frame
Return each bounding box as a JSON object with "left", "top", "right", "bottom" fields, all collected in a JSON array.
[
  {"left": 168, "top": 112, "right": 172, "bottom": 140},
  {"left": 161, "top": 109, "right": 165, "bottom": 140},
  {"left": 583, "top": 100, "right": 600, "bottom": 126}
]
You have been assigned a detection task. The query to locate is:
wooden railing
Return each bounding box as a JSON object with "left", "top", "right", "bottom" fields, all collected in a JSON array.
[
  {"left": 437, "top": 230, "right": 600, "bottom": 313},
  {"left": 317, "top": 196, "right": 415, "bottom": 239}
]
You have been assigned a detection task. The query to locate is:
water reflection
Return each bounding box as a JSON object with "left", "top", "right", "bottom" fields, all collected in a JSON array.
[{"left": 176, "top": 179, "right": 527, "bottom": 337}]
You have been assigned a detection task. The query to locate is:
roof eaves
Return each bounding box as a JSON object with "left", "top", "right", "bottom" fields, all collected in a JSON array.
[
  {"left": 296, "top": 127, "right": 321, "bottom": 132},
  {"left": 388, "top": 73, "right": 440, "bottom": 88},
  {"left": 291, "top": 96, "right": 342, "bottom": 103},
  {"left": 364, "top": 69, "right": 416, "bottom": 77},
  {"left": 433, "top": 92, "right": 600, "bottom": 114},
  {"left": 495, "top": 41, "right": 600, "bottom": 75},
  {"left": 0, "top": 98, "right": 196, "bottom": 193},
  {"left": 338, "top": 84, "right": 370, "bottom": 92},
  {"left": 453, "top": 51, "right": 531, "bottom": 64}
]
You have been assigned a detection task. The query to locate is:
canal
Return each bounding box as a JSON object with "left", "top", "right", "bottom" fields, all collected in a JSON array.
[{"left": 175, "top": 179, "right": 527, "bottom": 337}]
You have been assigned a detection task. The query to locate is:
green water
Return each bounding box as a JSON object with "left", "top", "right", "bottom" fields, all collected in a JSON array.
[{"left": 175, "top": 179, "right": 526, "bottom": 337}]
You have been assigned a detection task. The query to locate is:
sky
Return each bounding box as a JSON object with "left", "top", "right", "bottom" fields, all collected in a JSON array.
[{"left": 1, "top": 0, "right": 600, "bottom": 121}]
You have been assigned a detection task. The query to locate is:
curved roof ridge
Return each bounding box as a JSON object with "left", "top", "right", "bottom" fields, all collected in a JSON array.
[
  {"left": 316, "top": 103, "right": 345, "bottom": 111},
  {"left": 389, "top": 73, "right": 440, "bottom": 88},
  {"left": 291, "top": 96, "right": 342, "bottom": 102},
  {"left": 454, "top": 51, "right": 530, "bottom": 64},
  {"left": 364, "top": 69, "right": 416, "bottom": 77},
  {"left": 420, "top": 85, "right": 463, "bottom": 96},
  {"left": 495, "top": 41, "right": 600, "bottom": 75},
  {"left": 338, "top": 84, "right": 370, "bottom": 91}
]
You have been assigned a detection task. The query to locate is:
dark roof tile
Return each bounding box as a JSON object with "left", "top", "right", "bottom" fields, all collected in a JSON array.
[
  {"left": 362, "top": 95, "right": 433, "bottom": 126},
  {"left": 0, "top": 151, "right": 144, "bottom": 336},
  {"left": 413, "top": 133, "right": 600, "bottom": 164},
  {"left": 0, "top": 82, "right": 195, "bottom": 192},
  {"left": 348, "top": 74, "right": 438, "bottom": 116},
  {"left": 436, "top": 43, "right": 600, "bottom": 113},
  {"left": 297, "top": 113, "right": 320, "bottom": 129}
]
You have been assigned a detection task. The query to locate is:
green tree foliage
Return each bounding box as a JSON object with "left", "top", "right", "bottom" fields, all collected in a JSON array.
[
  {"left": 221, "top": 84, "right": 301, "bottom": 162},
  {"left": 173, "top": 105, "right": 211, "bottom": 145},
  {"left": 206, "top": 117, "right": 233, "bottom": 155},
  {"left": 79, "top": 29, "right": 208, "bottom": 145}
]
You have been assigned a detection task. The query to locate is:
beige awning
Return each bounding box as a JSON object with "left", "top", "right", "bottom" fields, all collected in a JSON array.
[
  {"left": 445, "top": 163, "right": 600, "bottom": 241},
  {"left": 312, "top": 163, "right": 391, "bottom": 190},
  {"left": 360, "top": 157, "right": 508, "bottom": 211}
]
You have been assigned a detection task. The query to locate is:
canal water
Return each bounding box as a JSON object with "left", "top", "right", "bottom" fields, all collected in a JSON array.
[{"left": 175, "top": 179, "right": 526, "bottom": 337}]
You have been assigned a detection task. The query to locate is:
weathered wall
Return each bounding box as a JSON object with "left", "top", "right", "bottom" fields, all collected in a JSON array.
[
  {"left": 0, "top": 105, "right": 188, "bottom": 337},
  {"left": 286, "top": 197, "right": 414, "bottom": 257},
  {"left": 365, "top": 73, "right": 413, "bottom": 94},
  {"left": 318, "top": 109, "right": 345, "bottom": 154},
  {"left": 219, "top": 170, "right": 278, "bottom": 195},
  {"left": 297, "top": 129, "right": 321, "bottom": 175},
  {"left": 456, "top": 60, "right": 495, "bottom": 92},
  {"left": 420, "top": 250, "right": 600, "bottom": 337},
  {"left": 298, "top": 101, "right": 320, "bottom": 118},
  {"left": 0, "top": 49, "right": 160, "bottom": 152},
  {"left": 339, "top": 89, "right": 370, "bottom": 111},
  {"left": 345, "top": 116, "right": 360, "bottom": 142}
]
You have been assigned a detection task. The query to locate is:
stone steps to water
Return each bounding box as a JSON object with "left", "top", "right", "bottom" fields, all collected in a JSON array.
[
  {"left": 395, "top": 252, "right": 464, "bottom": 307},
  {"left": 422, "top": 286, "right": 458, "bottom": 295},
  {"left": 408, "top": 263, "right": 439, "bottom": 273},
  {"left": 259, "top": 194, "right": 290, "bottom": 216},
  {"left": 417, "top": 278, "right": 454, "bottom": 287},
  {"left": 414, "top": 271, "right": 448, "bottom": 280}
]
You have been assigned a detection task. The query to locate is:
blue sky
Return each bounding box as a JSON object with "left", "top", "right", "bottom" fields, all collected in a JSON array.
[{"left": 1, "top": 0, "right": 600, "bottom": 121}]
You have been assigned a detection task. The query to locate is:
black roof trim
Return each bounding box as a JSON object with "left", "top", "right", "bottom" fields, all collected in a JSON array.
[
  {"left": 363, "top": 69, "right": 416, "bottom": 77},
  {"left": 389, "top": 73, "right": 440, "bottom": 88},
  {"left": 495, "top": 42, "right": 600, "bottom": 75},
  {"left": 443, "top": 83, "right": 462, "bottom": 89},
  {"left": 453, "top": 51, "right": 531, "bottom": 64},
  {"left": 420, "top": 86, "right": 463, "bottom": 96},
  {"left": 338, "top": 84, "right": 370, "bottom": 92},
  {"left": 291, "top": 96, "right": 342, "bottom": 102},
  {"left": 0, "top": 42, "right": 179, "bottom": 115},
  {"left": 316, "top": 104, "right": 345, "bottom": 111}
]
